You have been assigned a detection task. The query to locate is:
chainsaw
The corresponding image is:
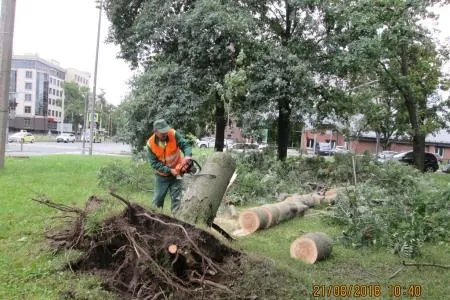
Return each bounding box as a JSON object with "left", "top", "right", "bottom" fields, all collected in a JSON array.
[{"left": 175, "top": 159, "right": 216, "bottom": 179}]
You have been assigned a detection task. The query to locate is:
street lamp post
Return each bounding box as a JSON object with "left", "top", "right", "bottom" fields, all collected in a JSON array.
[
  {"left": 89, "top": 0, "right": 103, "bottom": 155},
  {"left": 82, "top": 92, "right": 89, "bottom": 155}
]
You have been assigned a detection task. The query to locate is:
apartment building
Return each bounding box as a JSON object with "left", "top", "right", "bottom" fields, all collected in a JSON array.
[
  {"left": 9, "top": 54, "right": 66, "bottom": 133},
  {"left": 65, "top": 68, "right": 90, "bottom": 87}
]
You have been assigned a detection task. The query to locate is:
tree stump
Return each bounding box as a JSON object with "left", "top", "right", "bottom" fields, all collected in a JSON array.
[
  {"left": 290, "top": 232, "right": 333, "bottom": 264},
  {"left": 176, "top": 152, "right": 236, "bottom": 227}
]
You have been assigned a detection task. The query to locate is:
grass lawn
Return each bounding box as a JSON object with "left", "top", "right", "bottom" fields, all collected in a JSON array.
[{"left": 0, "top": 155, "right": 449, "bottom": 299}]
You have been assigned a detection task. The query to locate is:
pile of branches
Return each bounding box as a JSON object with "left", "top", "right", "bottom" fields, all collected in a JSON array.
[{"left": 34, "top": 194, "right": 243, "bottom": 299}]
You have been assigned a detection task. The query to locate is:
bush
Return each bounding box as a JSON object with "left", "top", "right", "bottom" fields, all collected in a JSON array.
[
  {"left": 97, "top": 155, "right": 154, "bottom": 192},
  {"left": 325, "top": 162, "right": 450, "bottom": 257}
]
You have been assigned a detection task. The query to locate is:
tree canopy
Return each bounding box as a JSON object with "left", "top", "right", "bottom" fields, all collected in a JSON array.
[{"left": 105, "top": 0, "right": 450, "bottom": 167}]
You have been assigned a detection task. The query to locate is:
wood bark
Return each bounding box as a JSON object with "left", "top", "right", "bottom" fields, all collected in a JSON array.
[
  {"left": 290, "top": 232, "right": 333, "bottom": 264},
  {"left": 261, "top": 204, "right": 281, "bottom": 227},
  {"left": 176, "top": 152, "right": 236, "bottom": 226}
]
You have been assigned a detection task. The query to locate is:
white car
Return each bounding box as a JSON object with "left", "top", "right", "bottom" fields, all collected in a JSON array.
[
  {"left": 197, "top": 138, "right": 233, "bottom": 148},
  {"left": 56, "top": 133, "right": 76, "bottom": 143},
  {"left": 331, "top": 146, "right": 350, "bottom": 154}
]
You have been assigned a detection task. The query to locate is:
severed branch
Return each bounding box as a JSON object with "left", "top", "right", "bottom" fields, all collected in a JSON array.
[
  {"left": 389, "top": 267, "right": 405, "bottom": 280},
  {"left": 403, "top": 261, "right": 450, "bottom": 269},
  {"left": 32, "top": 196, "right": 85, "bottom": 215}
]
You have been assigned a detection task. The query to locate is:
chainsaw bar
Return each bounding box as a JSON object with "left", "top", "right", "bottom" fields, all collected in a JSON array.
[{"left": 177, "top": 159, "right": 216, "bottom": 179}]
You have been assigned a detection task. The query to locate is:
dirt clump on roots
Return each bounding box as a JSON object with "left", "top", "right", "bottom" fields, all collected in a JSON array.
[{"left": 35, "top": 195, "right": 300, "bottom": 299}]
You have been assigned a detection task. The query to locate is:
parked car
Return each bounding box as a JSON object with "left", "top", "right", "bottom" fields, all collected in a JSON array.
[
  {"left": 8, "top": 132, "right": 35, "bottom": 143},
  {"left": 56, "top": 133, "right": 76, "bottom": 143},
  {"left": 229, "top": 143, "right": 260, "bottom": 153},
  {"left": 392, "top": 151, "right": 439, "bottom": 172},
  {"left": 314, "top": 142, "right": 332, "bottom": 156},
  {"left": 442, "top": 163, "right": 450, "bottom": 173},
  {"left": 197, "top": 138, "right": 214, "bottom": 148},
  {"left": 331, "top": 145, "right": 349, "bottom": 155},
  {"left": 377, "top": 151, "right": 398, "bottom": 160},
  {"left": 197, "top": 137, "right": 233, "bottom": 148}
]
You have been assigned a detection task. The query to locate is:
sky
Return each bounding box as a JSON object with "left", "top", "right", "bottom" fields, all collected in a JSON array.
[
  {"left": 12, "top": 0, "right": 135, "bottom": 106},
  {"left": 10, "top": 1, "right": 450, "bottom": 107}
]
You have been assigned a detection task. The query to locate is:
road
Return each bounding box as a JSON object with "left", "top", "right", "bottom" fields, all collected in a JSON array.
[{"left": 5, "top": 141, "right": 132, "bottom": 157}]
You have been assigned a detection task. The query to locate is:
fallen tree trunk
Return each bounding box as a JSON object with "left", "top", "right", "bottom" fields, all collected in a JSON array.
[
  {"left": 290, "top": 232, "right": 333, "bottom": 264},
  {"left": 238, "top": 208, "right": 270, "bottom": 233},
  {"left": 176, "top": 152, "right": 236, "bottom": 227}
]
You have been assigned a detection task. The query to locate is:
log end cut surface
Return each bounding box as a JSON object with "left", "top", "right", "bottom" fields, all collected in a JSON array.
[
  {"left": 238, "top": 210, "right": 261, "bottom": 233},
  {"left": 290, "top": 232, "right": 333, "bottom": 264},
  {"left": 290, "top": 238, "right": 318, "bottom": 264}
]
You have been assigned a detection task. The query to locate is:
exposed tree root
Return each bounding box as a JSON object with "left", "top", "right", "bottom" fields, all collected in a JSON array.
[{"left": 35, "top": 194, "right": 243, "bottom": 299}]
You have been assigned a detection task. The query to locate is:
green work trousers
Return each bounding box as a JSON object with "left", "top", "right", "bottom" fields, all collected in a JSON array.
[{"left": 153, "top": 174, "right": 183, "bottom": 212}]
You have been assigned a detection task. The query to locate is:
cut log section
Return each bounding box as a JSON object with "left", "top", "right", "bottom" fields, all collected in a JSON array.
[
  {"left": 275, "top": 202, "right": 298, "bottom": 222},
  {"left": 290, "top": 232, "right": 333, "bottom": 264},
  {"left": 238, "top": 208, "right": 269, "bottom": 233},
  {"left": 311, "top": 194, "right": 324, "bottom": 206},
  {"left": 261, "top": 204, "right": 281, "bottom": 227},
  {"left": 299, "top": 194, "right": 315, "bottom": 208}
]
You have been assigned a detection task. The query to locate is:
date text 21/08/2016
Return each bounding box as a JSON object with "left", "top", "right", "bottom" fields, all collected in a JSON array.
[{"left": 312, "top": 284, "right": 423, "bottom": 298}]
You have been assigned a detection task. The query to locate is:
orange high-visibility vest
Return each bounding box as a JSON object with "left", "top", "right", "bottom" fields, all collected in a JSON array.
[{"left": 148, "top": 129, "right": 182, "bottom": 176}]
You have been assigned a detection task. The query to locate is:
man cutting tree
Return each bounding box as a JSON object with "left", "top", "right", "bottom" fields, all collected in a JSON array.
[{"left": 147, "top": 119, "right": 192, "bottom": 212}]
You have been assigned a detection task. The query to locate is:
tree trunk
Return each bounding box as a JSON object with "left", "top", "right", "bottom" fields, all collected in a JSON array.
[
  {"left": 412, "top": 133, "right": 426, "bottom": 171},
  {"left": 400, "top": 44, "right": 425, "bottom": 171},
  {"left": 290, "top": 232, "right": 333, "bottom": 264},
  {"left": 214, "top": 91, "right": 225, "bottom": 152},
  {"left": 277, "top": 97, "right": 291, "bottom": 161},
  {"left": 176, "top": 152, "right": 236, "bottom": 226}
]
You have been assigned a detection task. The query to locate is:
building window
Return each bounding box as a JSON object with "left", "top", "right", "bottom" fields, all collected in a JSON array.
[
  {"left": 25, "top": 71, "right": 33, "bottom": 79},
  {"left": 435, "top": 147, "right": 444, "bottom": 157},
  {"left": 59, "top": 111, "right": 62, "bottom": 117},
  {"left": 25, "top": 82, "right": 32, "bottom": 90},
  {"left": 24, "top": 118, "right": 31, "bottom": 127},
  {"left": 306, "top": 138, "right": 315, "bottom": 148},
  {"left": 48, "top": 110, "right": 51, "bottom": 115},
  {"left": 51, "top": 110, "right": 54, "bottom": 116},
  {"left": 24, "top": 106, "right": 31, "bottom": 113},
  {"left": 25, "top": 94, "right": 32, "bottom": 101}
]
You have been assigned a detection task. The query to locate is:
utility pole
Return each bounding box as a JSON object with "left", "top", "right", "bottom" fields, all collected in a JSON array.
[
  {"left": 0, "top": 0, "right": 16, "bottom": 169},
  {"left": 82, "top": 92, "right": 89, "bottom": 155},
  {"left": 89, "top": 0, "right": 102, "bottom": 155}
]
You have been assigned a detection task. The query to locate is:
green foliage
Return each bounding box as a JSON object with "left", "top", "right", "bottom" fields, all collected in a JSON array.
[
  {"left": 326, "top": 162, "right": 450, "bottom": 258},
  {"left": 227, "top": 152, "right": 377, "bottom": 205},
  {"left": 183, "top": 132, "right": 198, "bottom": 147},
  {"left": 97, "top": 157, "right": 154, "bottom": 192}
]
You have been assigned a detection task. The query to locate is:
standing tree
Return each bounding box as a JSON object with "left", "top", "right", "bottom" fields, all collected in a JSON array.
[
  {"left": 239, "top": 0, "right": 321, "bottom": 160},
  {"left": 322, "top": 0, "right": 449, "bottom": 170},
  {"left": 63, "top": 82, "right": 89, "bottom": 133},
  {"left": 104, "top": 0, "right": 255, "bottom": 152}
]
